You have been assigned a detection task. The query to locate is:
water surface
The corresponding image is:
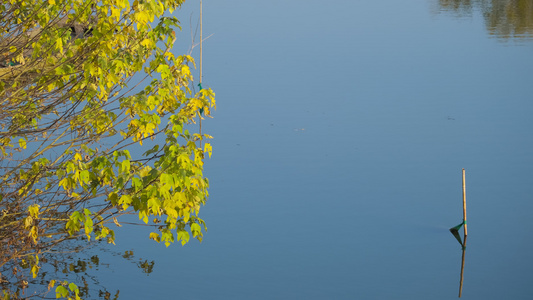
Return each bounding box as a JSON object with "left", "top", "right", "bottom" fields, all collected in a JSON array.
[{"left": 97, "top": 1, "right": 533, "bottom": 299}]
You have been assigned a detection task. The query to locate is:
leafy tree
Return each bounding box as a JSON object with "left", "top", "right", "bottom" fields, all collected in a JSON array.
[{"left": 0, "top": 0, "right": 214, "bottom": 297}]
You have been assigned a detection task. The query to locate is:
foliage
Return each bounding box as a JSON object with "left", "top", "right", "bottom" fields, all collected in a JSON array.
[{"left": 0, "top": 0, "right": 214, "bottom": 298}]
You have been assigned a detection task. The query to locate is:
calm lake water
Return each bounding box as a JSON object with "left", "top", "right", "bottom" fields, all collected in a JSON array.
[{"left": 85, "top": 1, "right": 533, "bottom": 299}]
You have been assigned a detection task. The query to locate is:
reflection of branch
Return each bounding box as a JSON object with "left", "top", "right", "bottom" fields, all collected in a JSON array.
[
  {"left": 187, "top": 10, "right": 214, "bottom": 55},
  {"left": 190, "top": 34, "right": 214, "bottom": 53}
]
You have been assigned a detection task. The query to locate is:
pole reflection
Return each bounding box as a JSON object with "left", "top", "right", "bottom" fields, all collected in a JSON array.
[{"left": 450, "top": 228, "right": 467, "bottom": 297}]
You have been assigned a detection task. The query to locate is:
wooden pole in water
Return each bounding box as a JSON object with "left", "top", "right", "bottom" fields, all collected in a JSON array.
[
  {"left": 199, "top": 0, "right": 203, "bottom": 85},
  {"left": 462, "top": 168, "right": 467, "bottom": 237},
  {"left": 198, "top": 0, "right": 203, "bottom": 147}
]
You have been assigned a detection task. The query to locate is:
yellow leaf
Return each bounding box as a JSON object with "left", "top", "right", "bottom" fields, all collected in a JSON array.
[
  {"left": 30, "top": 226, "right": 38, "bottom": 243},
  {"left": 204, "top": 143, "right": 212, "bottom": 158},
  {"left": 74, "top": 152, "right": 82, "bottom": 161},
  {"left": 28, "top": 204, "right": 40, "bottom": 218},
  {"left": 149, "top": 232, "right": 160, "bottom": 242},
  {"left": 24, "top": 216, "right": 33, "bottom": 228},
  {"left": 113, "top": 217, "right": 122, "bottom": 227},
  {"left": 111, "top": 7, "right": 121, "bottom": 20},
  {"left": 48, "top": 280, "right": 56, "bottom": 291},
  {"left": 31, "top": 265, "right": 39, "bottom": 278},
  {"left": 140, "top": 38, "right": 154, "bottom": 48},
  {"left": 56, "top": 37, "right": 63, "bottom": 54}
]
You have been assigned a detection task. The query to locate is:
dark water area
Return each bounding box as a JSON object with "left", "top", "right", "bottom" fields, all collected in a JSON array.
[{"left": 89, "top": 1, "right": 533, "bottom": 299}]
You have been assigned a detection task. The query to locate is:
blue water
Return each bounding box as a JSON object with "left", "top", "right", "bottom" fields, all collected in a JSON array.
[{"left": 91, "top": 1, "right": 533, "bottom": 299}]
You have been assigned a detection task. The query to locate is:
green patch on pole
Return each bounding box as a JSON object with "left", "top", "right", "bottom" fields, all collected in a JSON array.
[
  {"left": 450, "top": 220, "right": 466, "bottom": 232},
  {"left": 450, "top": 220, "right": 467, "bottom": 249},
  {"left": 198, "top": 83, "right": 204, "bottom": 115}
]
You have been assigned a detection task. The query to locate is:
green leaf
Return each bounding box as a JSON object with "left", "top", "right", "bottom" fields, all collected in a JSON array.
[
  {"left": 68, "top": 282, "right": 78, "bottom": 292},
  {"left": 118, "top": 194, "right": 132, "bottom": 210},
  {"left": 160, "top": 173, "right": 173, "bottom": 187},
  {"left": 132, "top": 177, "right": 143, "bottom": 191},
  {"left": 18, "top": 138, "right": 27, "bottom": 149},
  {"left": 177, "top": 230, "right": 190, "bottom": 246},
  {"left": 80, "top": 170, "right": 90, "bottom": 184},
  {"left": 109, "top": 192, "right": 118, "bottom": 205},
  {"left": 147, "top": 198, "right": 161, "bottom": 214},
  {"left": 56, "top": 286, "right": 68, "bottom": 298},
  {"left": 144, "top": 144, "right": 159, "bottom": 156},
  {"left": 191, "top": 223, "right": 201, "bottom": 233},
  {"left": 121, "top": 159, "right": 130, "bottom": 174}
]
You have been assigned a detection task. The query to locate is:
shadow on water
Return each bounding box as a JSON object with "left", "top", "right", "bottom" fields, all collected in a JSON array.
[{"left": 435, "top": 0, "right": 533, "bottom": 40}]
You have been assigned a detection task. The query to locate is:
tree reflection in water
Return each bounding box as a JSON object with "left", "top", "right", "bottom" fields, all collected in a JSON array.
[
  {"left": 0, "top": 239, "right": 153, "bottom": 299},
  {"left": 436, "top": 0, "right": 533, "bottom": 39}
]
